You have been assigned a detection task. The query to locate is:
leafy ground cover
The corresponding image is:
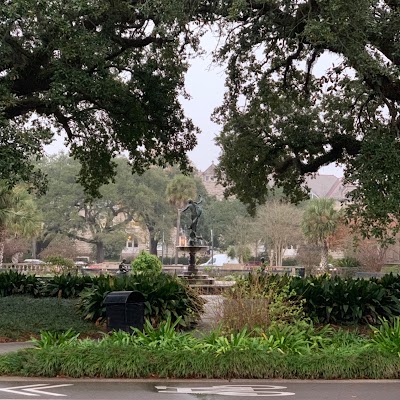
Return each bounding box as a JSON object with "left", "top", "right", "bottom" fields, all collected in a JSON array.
[
  {"left": 0, "top": 296, "right": 103, "bottom": 342},
  {"left": 0, "top": 317, "right": 400, "bottom": 379},
  {"left": 1, "top": 283, "right": 400, "bottom": 379}
]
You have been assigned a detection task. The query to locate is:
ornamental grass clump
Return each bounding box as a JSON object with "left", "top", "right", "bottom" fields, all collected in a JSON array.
[
  {"left": 219, "top": 272, "right": 306, "bottom": 332},
  {"left": 369, "top": 317, "right": 400, "bottom": 356}
]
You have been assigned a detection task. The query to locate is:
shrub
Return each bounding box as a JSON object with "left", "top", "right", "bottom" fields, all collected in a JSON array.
[
  {"left": 77, "top": 273, "right": 204, "bottom": 329},
  {"left": 40, "top": 274, "right": 95, "bottom": 298},
  {"left": 219, "top": 273, "right": 306, "bottom": 332},
  {"left": 290, "top": 275, "right": 400, "bottom": 324},
  {"left": 235, "top": 273, "right": 400, "bottom": 325},
  {"left": 369, "top": 317, "right": 400, "bottom": 356},
  {"left": 0, "top": 271, "right": 40, "bottom": 297},
  {"left": 131, "top": 251, "right": 162, "bottom": 275},
  {"left": 32, "top": 329, "right": 80, "bottom": 348},
  {"left": 336, "top": 257, "right": 361, "bottom": 269},
  {"left": 44, "top": 256, "right": 78, "bottom": 274}
]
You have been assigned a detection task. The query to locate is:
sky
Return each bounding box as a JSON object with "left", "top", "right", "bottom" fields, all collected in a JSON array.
[{"left": 45, "top": 32, "right": 344, "bottom": 178}]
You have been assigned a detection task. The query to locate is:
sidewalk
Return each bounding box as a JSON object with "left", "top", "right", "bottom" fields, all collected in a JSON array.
[{"left": 0, "top": 341, "right": 34, "bottom": 354}]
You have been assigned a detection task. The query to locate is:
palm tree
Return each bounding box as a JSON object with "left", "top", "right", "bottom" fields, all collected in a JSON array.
[
  {"left": 302, "top": 198, "right": 341, "bottom": 272},
  {"left": 166, "top": 175, "right": 196, "bottom": 265},
  {"left": 0, "top": 182, "right": 42, "bottom": 265}
]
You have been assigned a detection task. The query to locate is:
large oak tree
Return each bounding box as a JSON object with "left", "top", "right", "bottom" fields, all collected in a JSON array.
[
  {"left": 1, "top": 0, "right": 199, "bottom": 194},
  {"left": 209, "top": 0, "right": 400, "bottom": 240}
]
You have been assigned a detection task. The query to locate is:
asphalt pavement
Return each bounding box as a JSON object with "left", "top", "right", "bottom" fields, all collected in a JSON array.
[{"left": 0, "top": 378, "right": 399, "bottom": 399}]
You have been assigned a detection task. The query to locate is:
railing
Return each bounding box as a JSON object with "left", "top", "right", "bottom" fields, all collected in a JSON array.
[{"left": 0, "top": 263, "right": 53, "bottom": 274}]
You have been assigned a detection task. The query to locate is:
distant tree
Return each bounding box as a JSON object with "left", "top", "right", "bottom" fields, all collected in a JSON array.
[
  {"left": 0, "top": 182, "right": 42, "bottom": 265},
  {"left": 122, "top": 167, "right": 175, "bottom": 256},
  {"left": 223, "top": 214, "right": 256, "bottom": 263},
  {"left": 166, "top": 175, "right": 197, "bottom": 264},
  {"left": 200, "top": 198, "right": 249, "bottom": 250},
  {"left": 3, "top": 236, "right": 30, "bottom": 263},
  {"left": 37, "top": 155, "right": 135, "bottom": 262},
  {"left": 296, "top": 243, "right": 321, "bottom": 276},
  {"left": 302, "top": 199, "right": 341, "bottom": 271},
  {"left": 255, "top": 201, "right": 303, "bottom": 267},
  {"left": 38, "top": 235, "right": 79, "bottom": 260}
]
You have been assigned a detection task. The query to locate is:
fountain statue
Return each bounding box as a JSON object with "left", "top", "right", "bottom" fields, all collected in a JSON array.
[{"left": 178, "top": 195, "right": 208, "bottom": 274}]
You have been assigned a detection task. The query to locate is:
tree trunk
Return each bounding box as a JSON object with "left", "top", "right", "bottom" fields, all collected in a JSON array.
[
  {"left": 96, "top": 241, "right": 104, "bottom": 263},
  {"left": 149, "top": 236, "right": 158, "bottom": 255},
  {"left": 175, "top": 209, "right": 181, "bottom": 265},
  {"left": 320, "top": 240, "right": 329, "bottom": 272},
  {"left": 0, "top": 228, "right": 6, "bottom": 266},
  {"left": 276, "top": 243, "right": 284, "bottom": 266}
]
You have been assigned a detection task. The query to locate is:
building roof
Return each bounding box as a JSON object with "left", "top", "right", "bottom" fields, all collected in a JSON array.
[
  {"left": 198, "top": 164, "right": 351, "bottom": 201},
  {"left": 305, "top": 174, "right": 343, "bottom": 199}
]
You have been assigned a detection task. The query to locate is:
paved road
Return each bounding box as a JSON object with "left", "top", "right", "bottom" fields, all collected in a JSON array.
[{"left": 0, "top": 378, "right": 399, "bottom": 399}]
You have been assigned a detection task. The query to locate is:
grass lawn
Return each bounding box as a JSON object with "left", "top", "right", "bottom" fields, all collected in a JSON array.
[{"left": 0, "top": 295, "right": 104, "bottom": 342}]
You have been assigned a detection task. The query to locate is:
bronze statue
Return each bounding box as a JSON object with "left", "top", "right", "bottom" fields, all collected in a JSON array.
[{"left": 181, "top": 195, "right": 203, "bottom": 245}]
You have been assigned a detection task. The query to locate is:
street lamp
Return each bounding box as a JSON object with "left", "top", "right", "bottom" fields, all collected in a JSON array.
[
  {"left": 211, "top": 227, "right": 214, "bottom": 266},
  {"left": 161, "top": 215, "right": 165, "bottom": 266}
]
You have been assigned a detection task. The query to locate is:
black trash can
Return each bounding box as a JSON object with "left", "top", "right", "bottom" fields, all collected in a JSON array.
[{"left": 104, "top": 291, "right": 145, "bottom": 333}]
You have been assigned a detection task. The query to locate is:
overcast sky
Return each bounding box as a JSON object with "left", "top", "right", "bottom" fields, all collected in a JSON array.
[{"left": 45, "top": 33, "right": 343, "bottom": 177}]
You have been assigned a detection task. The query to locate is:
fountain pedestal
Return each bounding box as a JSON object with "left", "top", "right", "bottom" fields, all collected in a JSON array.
[{"left": 177, "top": 245, "right": 208, "bottom": 275}]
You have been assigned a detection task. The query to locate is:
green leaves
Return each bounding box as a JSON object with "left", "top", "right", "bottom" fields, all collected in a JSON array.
[
  {"left": 131, "top": 251, "right": 162, "bottom": 276},
  {"left": 369, "top": 317, "right": 400, "bottom": 356},
  {"left": 32, "top": 329, "right": 80, "bottom": 349},
  {"left": 1, "top": 0, "right": 199, "bottom": 195},
  {"left": 211, "top": 0, "right": 400, "bottom": 241},
  {"left": 290, "top": 274, "right": 400, "bottom": 324},
  {"left": 76, "top": 272, "right": 205, "bottom": 328}
]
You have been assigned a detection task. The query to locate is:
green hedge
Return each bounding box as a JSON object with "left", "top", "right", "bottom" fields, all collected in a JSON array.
[
  {"left": 0, "top": 271, "right": 204, "bottom": 329},
  {"left": 1, "top": 346, "right": 399, "bottom": 379},
  {"left": 77, "top": 273, "right": 204, "bottom": 328},
  {"left": 241, "top": 273, "right": 400, "bottom": 325}
]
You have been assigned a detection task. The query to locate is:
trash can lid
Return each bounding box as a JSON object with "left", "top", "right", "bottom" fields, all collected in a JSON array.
[{"left": 104, "top": 290, "right": 145, "bottom": 304}]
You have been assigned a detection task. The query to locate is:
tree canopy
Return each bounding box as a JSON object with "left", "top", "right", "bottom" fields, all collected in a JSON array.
[
  {"left": 3, "top": 0, "right": 400, "bottom": 241},
  {"left": 1, "top": 0, "right": 199, "bottom": 195},
  {"left": 211, "top": 0, "right": 400, "bottom": 239}
]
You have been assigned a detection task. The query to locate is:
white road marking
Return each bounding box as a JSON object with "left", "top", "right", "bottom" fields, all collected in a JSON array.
[
  {"left": 155, "top": 384, "right": 295, "bottom": 396},
  {"left": 0, "top": 383, "right": 73, "bottom": 397}
]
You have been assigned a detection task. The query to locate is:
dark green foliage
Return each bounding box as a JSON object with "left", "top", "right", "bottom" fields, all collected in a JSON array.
[
  {"left": 1, "top": 0, "right": 198, "bottom": 195},
  {"left": 77, "top": 273, "right": 205, "bottom": 328},
  {"left": 0, "top": 271, "right": 40, "bottom": 297},
  {"left": 241, "top": 273, "right": 400, "bottom": 325},
  {"left": 209, "top": 1, "right": 400, "bottom": 241},
  {"left": 290, "top": 275, "right": 400, "bottom": 324},
  {"left": 0, "top": 271, "right": 98, "bottom": 299},
  {"left": 40, "top": 274, "right": 96, "bottom": 298},
  {"left": 1, "top": 345, "right": 399, "bottom": 379},
  {"left": 0, "top": 296, "right": 99, "bottom": 340},
  {"left": 336, "top": 257, "right": 361, "bottom": 269}
]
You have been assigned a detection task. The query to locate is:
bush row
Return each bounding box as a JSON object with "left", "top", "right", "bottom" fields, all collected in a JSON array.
[
  {"left": 0, "top": 271, "right": 204, "bottom": 329},
  {"left": 3, "top": 270, "right": 400, "bottom": 326},
  {"left": 1, "top": 317, "right": 400, "bottom": 378},
  {"left": 238, "top": 273, "right": 400, "bottom": 325}
]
